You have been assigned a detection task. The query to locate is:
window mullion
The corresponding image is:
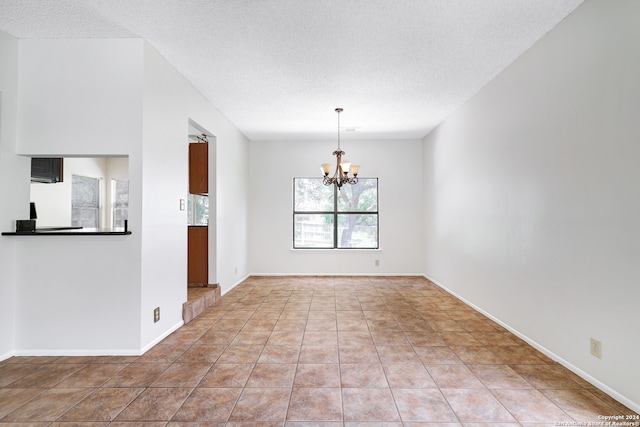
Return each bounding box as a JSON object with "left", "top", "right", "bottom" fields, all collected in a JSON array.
[{"left": 333, "top": 184, "right": 338, "bottom": 248}]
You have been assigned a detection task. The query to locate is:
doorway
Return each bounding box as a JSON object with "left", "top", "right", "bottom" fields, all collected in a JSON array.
[
  {"left": 187, "top": 120, "right": 216, "bottom": 286},
  {"left": 183, "top": 120, "right": 219, "bottom": 323}
]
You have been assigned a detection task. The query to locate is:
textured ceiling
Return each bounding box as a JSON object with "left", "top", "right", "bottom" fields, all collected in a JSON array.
[{"left": 0, "top": 0, "right": 584, "bottom": 141}]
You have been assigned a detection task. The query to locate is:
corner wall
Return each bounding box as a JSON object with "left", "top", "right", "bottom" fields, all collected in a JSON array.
[
  {"left": 422, "top": 0, "right": 640, "bottom": 409},
  {"left": 0, "top": 30, "right": 24, "bottom": 359},
  {"left": 5, "top": 37, "right": 251, "bottom": 355},
  {"left": 13, "top": 38, "right": 145, "bottom": 354},
  {"left": 139, "top": 43, "right": 192, "bottom": 348},
  {"left": 139, "top": 42, "right": 251, "bottom": 347}
]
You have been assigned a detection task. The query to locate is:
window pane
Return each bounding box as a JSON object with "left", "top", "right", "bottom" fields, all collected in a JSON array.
[
  {"left": 72, "top": 175, "right": 99, "bottom": 228},
  {"left": 188, "top": 194, "right": 209, "bottom": 225},
  {"left": 114, "top": 179, "right": 129, "bottom": 207},
  {"left": 294, "top": 178, "right": 334, "bottom": 211},
  {"left": 294, "top": 214, "right": 334, "bottom": 248},
  {"left": 72, "top": 175, "right": 99, "bottom": 207},
  {"left": 112, "top": 179, "right": 129, "bottom": 229},
  {"left": 113, "top": 207, "right": 128, "bottom": 228},
  {"left": 337, "top": 214, "right": 378, "bottom": 248},
  {"left": 337, "top": 178, "right": 378, "bottom": 212},
  {"left": 72, "top": 207, "right": 99, "bottom": 228}
]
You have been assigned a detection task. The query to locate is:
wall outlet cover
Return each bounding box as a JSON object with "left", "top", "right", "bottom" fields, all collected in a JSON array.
[{"left": 590, "top": 337, "right": 602, "bottom": 359}]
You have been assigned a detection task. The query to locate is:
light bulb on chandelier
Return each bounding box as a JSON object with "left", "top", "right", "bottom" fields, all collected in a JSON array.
[{"left": 321, "top": 108, "right": 360, "bottom": 190}]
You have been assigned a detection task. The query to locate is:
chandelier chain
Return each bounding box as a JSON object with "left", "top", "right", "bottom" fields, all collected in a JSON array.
[{"left": 337, "top": 108, "right": 341, "bottom": 150}]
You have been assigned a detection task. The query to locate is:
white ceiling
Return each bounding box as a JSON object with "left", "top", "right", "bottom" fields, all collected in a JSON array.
[{"left": 0, "top": 0, "right": 584, "bottom": 141}]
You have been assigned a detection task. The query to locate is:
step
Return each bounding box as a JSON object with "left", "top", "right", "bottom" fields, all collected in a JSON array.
[{"left": 182, "top": 283, "right": 221, "bottom": 324}]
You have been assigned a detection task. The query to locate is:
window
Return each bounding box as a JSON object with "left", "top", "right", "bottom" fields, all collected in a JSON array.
[
  {"left": 71, "top": 175, "right": 100, "bottom": 228},
  {"left": 111, "top": 179, "right": 129, "bottom": 230},
  {"left": 293, "top": 178, "right": 378, "bottom": 249},
  {"left": 188, "top": 194, "right": 209, "bottom": 225}
]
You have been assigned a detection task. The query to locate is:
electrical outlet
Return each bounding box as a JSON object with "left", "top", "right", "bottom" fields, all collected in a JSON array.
[
  {"left": 153, "top": 307, "right": 160, "bottom": 323},
  {"left": 374, "top": 259, "right": 380, "bottom": 267},
  {"left": 590, "top": 337, "right": 602, "bottom": 358}
]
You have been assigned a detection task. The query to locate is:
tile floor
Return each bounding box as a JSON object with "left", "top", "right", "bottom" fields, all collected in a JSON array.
[{"left": 0, "top": 276, "right": 636, "bottom": 426}]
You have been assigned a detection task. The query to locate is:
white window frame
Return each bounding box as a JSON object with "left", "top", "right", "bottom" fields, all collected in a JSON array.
[{"left": 293, "top": 177, "right": 379, "bottom": 249}]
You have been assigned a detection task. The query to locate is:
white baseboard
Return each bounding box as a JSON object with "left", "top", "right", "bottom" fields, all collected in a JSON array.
[
  {"left": 221, "top": 274, "right": 251, "bottom": 296},
  {"left": 12, "top": 348, "right": 142, "bottom": 356},
  {"left": 7, "top": 320, "right": 185, "bottom": 358},
  {"left": 423, "top": 274, "right": 640, "bottom": 414},
  {"left": 0, "top": 350, "right": 15, "bottom": 362},
  {"left": 140, "top": 320, "right": 184, "bottom": 355},
  {"left": 247, "top": 273, "right": 423, "bottom": 277}
]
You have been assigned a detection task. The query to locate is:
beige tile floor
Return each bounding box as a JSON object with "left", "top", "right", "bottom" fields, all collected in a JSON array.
[{"left": 0, "top": 276, "right": 636, "bottom": 426}]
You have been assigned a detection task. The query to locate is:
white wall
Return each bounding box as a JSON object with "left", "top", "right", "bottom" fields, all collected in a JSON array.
[
  {"left": 139, "top": 44, "right": 194, "bottom": 348},
  {"left": 0, "top": 30, "right": 26, "bottom": 359},
  {"left": 13, "top": 38, "right": 145, "bottom": 354},
  {"left": 249, "top": 139, "right": 424, "bottom": 275},
  {"left": 422, "top": 0, "right": 640, "bottom": 410},
  {"left": 17, "top": 40, "right": 144, "bottom": 157},
  {"left": 14, "top": 236, "right": 142, "bottom": 353}
]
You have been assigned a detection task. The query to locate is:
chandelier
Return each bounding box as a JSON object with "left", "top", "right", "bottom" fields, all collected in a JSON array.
[{"left": 321, "top": 108, "right": 360, "bottom": 190}]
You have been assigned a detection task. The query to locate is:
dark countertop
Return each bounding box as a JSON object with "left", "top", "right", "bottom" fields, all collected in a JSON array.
[{"left": 2, "top": 227, "right": 131, "bottom": 236}]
